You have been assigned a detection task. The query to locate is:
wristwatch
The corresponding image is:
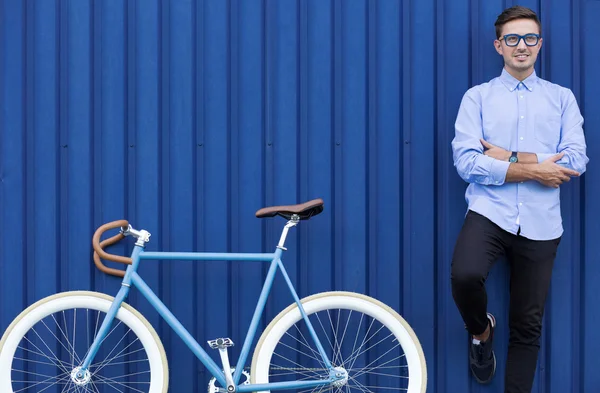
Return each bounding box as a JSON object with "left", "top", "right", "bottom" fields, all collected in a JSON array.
[{"left": 509, "top": 151, "right": 518, "bottom": 163}]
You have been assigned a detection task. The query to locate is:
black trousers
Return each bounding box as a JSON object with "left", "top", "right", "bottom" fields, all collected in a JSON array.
[{"left": 451, "top": 210, "right": 560, "bottom": 393}]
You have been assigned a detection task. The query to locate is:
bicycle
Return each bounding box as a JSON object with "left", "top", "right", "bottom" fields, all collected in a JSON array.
[{"left": 0, "top": 198, "right": 427, "bottom": 393}]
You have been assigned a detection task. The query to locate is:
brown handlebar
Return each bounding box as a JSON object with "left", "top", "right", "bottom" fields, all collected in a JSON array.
[{"left": 92, "top": 220, "right": 133, "bottom": 278}]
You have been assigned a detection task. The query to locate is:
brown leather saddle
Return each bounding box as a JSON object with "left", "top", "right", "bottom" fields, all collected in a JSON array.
[{"left": 255, "top": 198, "right": 324, "bottom": 220}]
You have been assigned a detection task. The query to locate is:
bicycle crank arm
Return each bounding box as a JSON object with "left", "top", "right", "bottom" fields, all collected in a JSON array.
[{"left": 208, "top": 338, "right": 236, "bottom": 392}]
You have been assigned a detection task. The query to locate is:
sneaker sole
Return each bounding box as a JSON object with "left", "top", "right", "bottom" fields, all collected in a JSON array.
[{"left": 473, "top": 350, "right": 496, "bottom": 384}]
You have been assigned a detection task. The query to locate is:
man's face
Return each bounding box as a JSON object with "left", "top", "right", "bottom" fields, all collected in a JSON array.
[{"left": 494, "top": 19, "right": 542, "bottom": 76}]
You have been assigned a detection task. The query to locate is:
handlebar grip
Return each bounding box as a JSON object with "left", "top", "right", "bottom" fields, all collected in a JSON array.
[{"left": 92, "top": 220, "right": 133, "bottom": 278}]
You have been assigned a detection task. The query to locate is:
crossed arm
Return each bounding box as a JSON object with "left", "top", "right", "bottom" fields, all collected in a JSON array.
[
  {"left": 452, "top": 88, "right": 589, "bottom": 188},
  {"left": 480, "top": 139, "right": 578, "bottom": 187}
]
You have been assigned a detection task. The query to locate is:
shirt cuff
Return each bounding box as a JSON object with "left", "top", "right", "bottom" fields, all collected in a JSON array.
[{"left": 490, "top": 158, "right": 510, "bottom": 185}]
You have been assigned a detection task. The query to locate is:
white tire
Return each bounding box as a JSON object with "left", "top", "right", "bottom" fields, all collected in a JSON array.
[
  {"left": 0, "top": 291, "right": 169, "bottom": 393},
  {"left": 251, "top": 291, "right": 426, "bottom": 393}
]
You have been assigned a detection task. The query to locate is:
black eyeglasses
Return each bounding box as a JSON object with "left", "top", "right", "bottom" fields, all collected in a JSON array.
[{"left": 500, "top": 33, "right": 541, "bottom": 47}]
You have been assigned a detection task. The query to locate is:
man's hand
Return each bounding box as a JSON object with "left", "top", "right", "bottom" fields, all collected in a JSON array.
[
  {"left": 480, "top": 139, "right": 510, "bottom": 161},
  {"left": 533, "top": 153, "right": 580, "bottom": 188}
]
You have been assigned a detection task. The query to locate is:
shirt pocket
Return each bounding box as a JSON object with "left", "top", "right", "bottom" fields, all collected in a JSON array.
[{"left": 534, "top": 113, "right": 561, "bottom": 150}]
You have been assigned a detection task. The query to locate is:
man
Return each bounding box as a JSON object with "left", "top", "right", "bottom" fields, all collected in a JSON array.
[{"left": 450, "top": 5, "right": 588, "bottom": 393}]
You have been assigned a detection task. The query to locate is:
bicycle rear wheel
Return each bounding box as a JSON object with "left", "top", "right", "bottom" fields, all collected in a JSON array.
[
  {"left": 251, "top": 291, "right": 426, "bottom": 393},
  {"left": 0, "top": 291, "right": 168, "bottom": 393}
]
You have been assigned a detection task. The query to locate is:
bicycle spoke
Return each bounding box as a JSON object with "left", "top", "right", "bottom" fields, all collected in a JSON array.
[
  {"left": 34, "top": 375, "right": 72, "bottom": 393},
  {"left": 60, "top": 310, "right": 81, "bottom": 371},
  {"left": 93, "top": 369, "right": 151, "bottom": 381},
  {"left": 349, "top": 378, "right": 377, "bottom": 393},
  {"left": 91, "top": 347, "right": 145, "bottom": 366},
  {"left": 269, "top": 364, "right": 323, "bottom": 381},
  {"left": 350, "top": 351, "right": 406, "bottom": 380},
  {"left": 94, "top": 375, "right": 126, "bottom": 393},
  {"left": 335, "top": 310, "right": 353, "bottom": 367},
  {"left": 314, "top": 313, "right": 337, "bottom": 364},
  {"left": 14, "top": 350, "right": 72, "bottom": 370},
  {"left": 72, "top": 309, "right": 77, "bottom": 369},
  {"left": 94, "top": 311, "right": 101, "bottom": 344},
  {"left": 346, "top": 323, "right": 387, "bottom": 371},
  {"left": 348, "top": 313, "right": 366, "bottom": 368},
  {"left": 22, "top": 334, "right": 70, "bottom": 374},
  {"left": 86, "top": 310, "right": 90, "bottom": 358},
  {"left": 94, "top": 357, "right": 149, "bottom": 367},
  {"left": 42, "top": 315, "right": 81, "bottom": 366},
  {"left": 78, "top": 320, "right": 123, "bottom": 368},
  {"left": 351, "top": 369, "right": 409, "bottom": 378},
  {"left": 348, "top": 364, "right": 407, "bottom": 371},
  {"left": 11, "top": 368, "right": 67, "bottom": 380},
  {"left": 266, "top": 369, "right": 322, "bottom": 378},
  {"left": 286, "top": 327, "right": 325, "bottom": 364},
  {"left": 91, "top": 335, "right": 141, "bottom": 375},
  {"left": 270, "top": 352, "right": 326, "bottom": 379},
  {"left": 346, "top": 321, "right": 386, "bottom": 364},
  {"left": 13, "top": 373, "right": 70, "bottom": 392},
  {"left": 326, "top": 309, "right": 342, "bottom": 366},
  {"left": 296, "top": 382, "right": 331, "bottom": 393},
  {"left": 351, "top": 385, "right": 408, "bottom": 391},
  {"left": 59, "top": 380, "right": 72, "bottom": 393},
  {"left": 278, "top": 338, "right": 324, "bottom": 364},
  {"left": 60, "top": 379, "right": 77, "bottom": 393},
  {"left": 92, "top": 373, "right": 147, "bottom": 393},
  {"left": 89, "top": 379, "right": 102, "bottom": 393},
  {"left": 348, "top": 338, "right": 400, "bottom": 379}
]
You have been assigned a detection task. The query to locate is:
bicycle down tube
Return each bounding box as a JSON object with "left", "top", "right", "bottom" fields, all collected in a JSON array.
[{"left": 80, "top": 230, "right": 338, "bottom": 391}]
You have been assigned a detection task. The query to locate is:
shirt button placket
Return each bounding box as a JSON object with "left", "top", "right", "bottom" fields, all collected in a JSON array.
[{"left": 516, "top": 83, "right": 526, "bottom": 228}]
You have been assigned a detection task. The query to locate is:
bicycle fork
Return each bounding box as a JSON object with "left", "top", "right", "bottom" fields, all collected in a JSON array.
[
  {"left": 75, "top": 234, "right": 148, "bottom": 383},
  {"left": 73, "top": 284, "right": 132, "bottom": 382}
]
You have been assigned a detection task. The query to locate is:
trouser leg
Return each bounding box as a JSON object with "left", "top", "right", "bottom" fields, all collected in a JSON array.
[
  {"left": 451, "top": 210, "right": 509, "bottom": 336},
  {"left": 503, "top": 235, "right": 560, "bottom": 393}
]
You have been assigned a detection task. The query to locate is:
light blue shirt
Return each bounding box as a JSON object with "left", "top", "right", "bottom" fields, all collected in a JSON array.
[{"left": 451, "top": 69, "right": 589, "bottom": 241}]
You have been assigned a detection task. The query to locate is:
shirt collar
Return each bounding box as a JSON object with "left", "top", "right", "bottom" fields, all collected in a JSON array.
[{"left": 499, "top": 68, "right": 538, "bottom": 92}]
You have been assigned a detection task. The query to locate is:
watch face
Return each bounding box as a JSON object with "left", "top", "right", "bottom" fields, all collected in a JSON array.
[{"left": 509, "top": 156, "right": 518, "bottom": 163}]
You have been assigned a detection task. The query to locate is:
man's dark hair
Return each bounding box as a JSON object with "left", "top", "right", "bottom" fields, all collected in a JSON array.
[{"left": 494, "top": 6, "right": 542, "bottom": 39}]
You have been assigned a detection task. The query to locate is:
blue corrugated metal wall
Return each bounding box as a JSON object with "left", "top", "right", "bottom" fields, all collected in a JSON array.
[{"left": 1, "top": 0, "right": 599, "bottom": 392}]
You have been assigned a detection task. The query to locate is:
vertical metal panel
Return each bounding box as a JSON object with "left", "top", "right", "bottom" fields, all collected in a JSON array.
[
  {"left": 582, "top": 2, "right": 600, "bottom": 393},
  {"left": 1, "top": 1, "right": 599, "bottom": 392}
]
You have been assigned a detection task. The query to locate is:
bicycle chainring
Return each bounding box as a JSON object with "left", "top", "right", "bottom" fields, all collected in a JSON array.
[{"left": 208, "top": 368, "right": 250, "bottom": 393}]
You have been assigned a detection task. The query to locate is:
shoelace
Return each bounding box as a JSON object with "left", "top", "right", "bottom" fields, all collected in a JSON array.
[{"left": 471, "top": 342, "right": 487, "bottom": 363}]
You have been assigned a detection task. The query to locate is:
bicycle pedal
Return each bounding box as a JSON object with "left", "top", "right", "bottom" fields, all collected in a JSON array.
[{"left": 208, "top": 338, "right": 234, "bottom": 349}]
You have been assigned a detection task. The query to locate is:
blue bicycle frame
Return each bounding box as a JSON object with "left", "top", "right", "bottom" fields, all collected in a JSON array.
[{"left": 80, "top": 223, "right": 338, "bottom": 392}]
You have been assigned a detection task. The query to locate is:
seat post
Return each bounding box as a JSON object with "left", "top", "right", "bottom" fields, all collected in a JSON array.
[{"left": 277, "top": 214, "right": 300, "bottom": 251}]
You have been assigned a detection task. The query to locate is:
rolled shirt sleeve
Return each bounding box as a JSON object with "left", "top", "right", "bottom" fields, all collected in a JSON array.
[
  {"left": 536, "top": 89, "right": 589, "bottom": 175},
  {"left": 452, "top": 88, "right": 511, "bottom": 185}
]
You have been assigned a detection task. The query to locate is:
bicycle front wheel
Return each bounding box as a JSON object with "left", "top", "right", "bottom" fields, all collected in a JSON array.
[
  {"left": 0, "top": 291, "right": 169, "bottom": 393},
  {"left": 251, "top": 291, "right": 426, "bottom": 393}
]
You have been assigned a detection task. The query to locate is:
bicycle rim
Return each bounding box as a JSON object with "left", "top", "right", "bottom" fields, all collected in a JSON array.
[
  {"left": 251, "top": 291, "right": 426, "bottom": 393},
  {"left": 0, "top": 291, "right": 168, "bottom": 393}
]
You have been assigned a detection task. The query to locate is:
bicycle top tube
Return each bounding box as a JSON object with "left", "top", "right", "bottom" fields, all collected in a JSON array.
[{"left": 138, "top": 250, "right": 278, "bottom": 262}]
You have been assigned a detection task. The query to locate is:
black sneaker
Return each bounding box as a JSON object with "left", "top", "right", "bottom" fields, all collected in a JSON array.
[{"left": 469, "top": 313, "right": 496, "bottom": 384}]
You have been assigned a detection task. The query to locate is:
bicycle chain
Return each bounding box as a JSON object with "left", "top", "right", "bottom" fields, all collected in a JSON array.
[
  {"left": 244, "top": 366, "right": 327, "bottom": 372},
  {"left": 242, "top": 366, "right": 326, "bottom": 372}
]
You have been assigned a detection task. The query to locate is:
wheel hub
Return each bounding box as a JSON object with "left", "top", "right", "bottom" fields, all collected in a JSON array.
[
  {"left": 71, "top": 367, "right": 91, "bottom": 386},
  {"left": 332, "top": 366, "right": 348, "bottom": 387}
]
